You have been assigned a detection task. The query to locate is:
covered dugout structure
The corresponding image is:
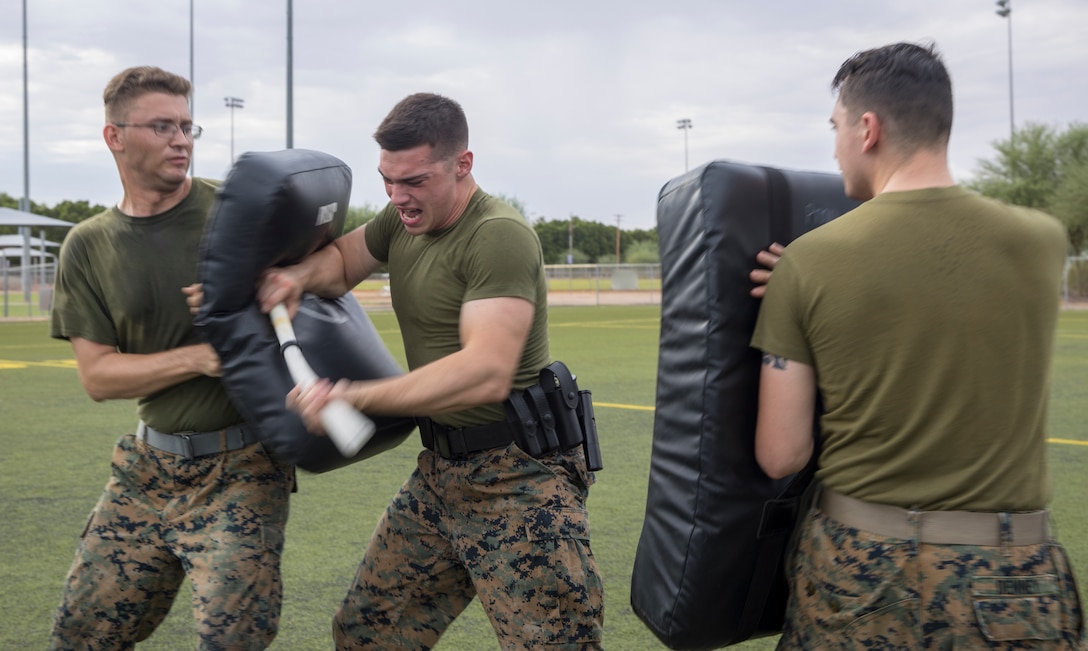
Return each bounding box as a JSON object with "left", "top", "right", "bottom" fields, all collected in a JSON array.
[
  {"left": 0, "top": 207, "right": 74, "bottom": 317},
  {"left": 631, "top": 160, "right": 859, "bottom": 649}
]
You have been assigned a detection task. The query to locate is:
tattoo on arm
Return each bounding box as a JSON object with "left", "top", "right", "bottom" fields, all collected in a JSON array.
[{"left": 762, "top": 354, "right": 789, "bottom": 370}]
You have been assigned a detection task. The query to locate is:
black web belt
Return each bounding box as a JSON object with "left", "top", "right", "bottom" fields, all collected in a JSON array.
[
  {"left": 417, "top": 417, "right": 514, "bottom": 460},
  {"left": 136, "top": 421, "right": 252, "bottom": 459}
]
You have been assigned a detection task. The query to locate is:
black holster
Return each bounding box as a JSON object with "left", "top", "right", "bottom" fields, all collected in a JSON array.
[{"left": 503, "top": 361, "right": 603, "bottom": 471}]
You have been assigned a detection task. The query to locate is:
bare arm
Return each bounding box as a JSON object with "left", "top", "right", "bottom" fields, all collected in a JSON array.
[
  {"left": 754, "top": 353, "right": 817, "bottom": 479},
  {"left": 749, "top": 242, "right": 785, "bottom": 298},
  {"left": 289, "top": 296, "right": 533, "bottom": 429},
  {"left": 257, "top": 225, "right": 383, "bottom": 316},
  {"left": 70, "top": 336, "right": 221, "bottom": 402}
]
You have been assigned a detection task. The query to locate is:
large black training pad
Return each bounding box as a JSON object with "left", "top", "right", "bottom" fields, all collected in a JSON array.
[
  {"left": 195, "top": 149, "right": 416, "bottom": 473},
  {"left": 631, "top": 160, "right": 859, "bottom": 649}
]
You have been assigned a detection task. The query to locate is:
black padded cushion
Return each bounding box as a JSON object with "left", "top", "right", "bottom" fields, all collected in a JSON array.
[
  {"left": 195, "top": 149, "right": 415, "bottom": 473},
  {"left": 631, "top": 160, "right": 858, "bottom": 649}
]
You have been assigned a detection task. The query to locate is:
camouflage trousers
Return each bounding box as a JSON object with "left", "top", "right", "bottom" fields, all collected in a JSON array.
[
  {"left": 333, "top": 443, "right": 604, "bottom": 650},
  {"left": 777, "top": 507, "right": 1086, "bottom": 650},
  {"left": 49, "top": 433, "right": 293, "bottom": 651}
]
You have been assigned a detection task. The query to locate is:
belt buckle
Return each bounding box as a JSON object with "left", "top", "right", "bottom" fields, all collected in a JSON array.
[
  {"left": 178, "top": 433, "right": 196, "bottom": 459},
  {"left": 434, "top": 426, "right": 471, "bottom": 459},
  {"left": 446, "top": 429, "right": 468, "bottom": 458},
  {"left": 434, "top": 428, "right": 453, "bottom": 458},
  {"left": 232, "top": 426, "right": 247, "bottom": 449}
]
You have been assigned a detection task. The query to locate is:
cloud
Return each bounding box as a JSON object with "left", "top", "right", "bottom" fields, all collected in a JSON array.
[{"left": 2, "top": 0, "right": 1086, "bottom": 229}]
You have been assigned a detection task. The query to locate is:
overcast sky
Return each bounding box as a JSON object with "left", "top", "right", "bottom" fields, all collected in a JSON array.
[{"left": 1, "top": 0, "right": 1086, "bottom": 230}]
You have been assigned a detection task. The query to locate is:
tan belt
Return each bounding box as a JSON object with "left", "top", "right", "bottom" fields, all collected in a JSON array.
[{"left": 819, "top": 488, "right": 1050, "bottom": 547}]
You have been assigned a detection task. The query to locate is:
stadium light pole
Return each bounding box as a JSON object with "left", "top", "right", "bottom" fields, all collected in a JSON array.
[
  {"left": 190, "top": 0, "right": 195, "bottom": 175},
  {"left": 225, "top": 96, "right": 244, "bottom": 163},
  {"left": 20, "top": 0, "right": 31, "bottom": 307},
  {"left": 286, "top": 0, "right": 294, "bottom": 149},
  {"left": 21, "top": 0, "right": 30, "bottom": 214},
  {"left": 676, "top": 118, "right": 692, "bottom": 172},
  {"left": 996, "top": 0, "right": 1014, "bottom": 142}
]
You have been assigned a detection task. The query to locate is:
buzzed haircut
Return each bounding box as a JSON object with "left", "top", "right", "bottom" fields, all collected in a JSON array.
[
  {"left": 832, "top": 42, "right": 953, "bottom": 152},
  {"left": 373, "top": 93, "right": 469, "bottom": 162},
  {"left": 103, "top": 66, "right": 192, "bottom": 123}
]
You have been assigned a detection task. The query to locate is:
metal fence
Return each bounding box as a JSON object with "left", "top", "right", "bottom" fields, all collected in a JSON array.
[
  {"left": 0, "top": 261, "right": 665, "bottom": 319},
  {"left": 1065, "top": 256, "right": 1088, "bottom": 305},
  {"left": 1, "top": 260, "right": 56, "bottom": 319},
  {"left": 7, "top": 257, "right": 1084, "bottom": 320},
  {"left": 544, "top": 264, "right": 661, "bottom": 306},
  {"left": 352, "top": 264, "right": 663, "bottom": 310}
]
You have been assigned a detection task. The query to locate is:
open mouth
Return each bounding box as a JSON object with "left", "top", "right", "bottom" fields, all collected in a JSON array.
[{"left": 399, "top": 208, "right": 423, "bottom": 226}]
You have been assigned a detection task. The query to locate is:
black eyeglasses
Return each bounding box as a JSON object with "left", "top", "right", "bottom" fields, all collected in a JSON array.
[{"left": 113, "top": 121, "right": 204, "bottom": 140}]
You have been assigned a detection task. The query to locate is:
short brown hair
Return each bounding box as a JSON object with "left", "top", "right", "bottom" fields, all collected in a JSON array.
[
  {"left": 373, "top": 93, "right": 469, "bottom": 162},
  {"left": 103, "top": 66, "right": 191, "bottom": 123}
]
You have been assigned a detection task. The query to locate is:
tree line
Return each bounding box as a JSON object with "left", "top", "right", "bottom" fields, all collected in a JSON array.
[
  {"left": 5, "top": 121, "right": 1087, "bottom": 260},
  {"left": 0, "top": 192, "right": 658, "bottom": 264},
  {"left": 339, "top": 195, "right": 662, "bottom": 264},
  {"left": 967, "top": 122, "right": 1088, "bottom": 255}
]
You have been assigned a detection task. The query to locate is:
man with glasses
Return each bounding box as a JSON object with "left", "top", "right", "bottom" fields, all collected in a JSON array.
[
  {"left": 111, "top": 120, "right": 204, "bottom": 139},
  {"left": 49, "top": 66, "right": 293, "bottom": 650}
]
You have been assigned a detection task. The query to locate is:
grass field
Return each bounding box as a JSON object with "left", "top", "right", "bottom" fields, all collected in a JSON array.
[
  {"left": 1, "top": 306, "right": 1087, "bottom": 650},
  {"left": 351, "top": 276, "right": 664, "bottom": 293}
]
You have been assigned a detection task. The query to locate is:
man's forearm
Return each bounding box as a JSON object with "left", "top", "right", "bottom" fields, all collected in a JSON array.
[
  {"left": 77, "top": 344, "right": 216, "bottom": 402},
  {"left": 344, "top": 350, "right": 516, "bottom": 417}
]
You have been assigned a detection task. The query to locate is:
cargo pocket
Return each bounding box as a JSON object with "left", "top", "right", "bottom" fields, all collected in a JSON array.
[
  {"left": 517, "top": 507, "right": 603, "bottom": 646},
  {"left": 973, "top": 574, "right": 1062, "bottom": 642},
  {"left": 525, "top": 506, "right": 591, "bottom": 544}
]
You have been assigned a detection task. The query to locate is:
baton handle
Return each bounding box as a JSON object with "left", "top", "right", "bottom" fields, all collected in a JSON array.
[{"left": 270, "top": 303, "right": 374, "bottom": 457}]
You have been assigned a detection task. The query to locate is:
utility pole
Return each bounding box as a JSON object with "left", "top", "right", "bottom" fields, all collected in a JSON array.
[
  {"left": 615, "top": 214, "right": 623, "bottom": 264},
  {"left": 568, "top": 214, "right": 574, "bottom": 264}
]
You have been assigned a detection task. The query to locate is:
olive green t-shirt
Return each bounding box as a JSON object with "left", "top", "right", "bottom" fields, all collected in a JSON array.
[
  {"left": 366, "top": 188, "right": 549, "bottom": 428},
  {"left": 50, "top": 178, "right": 242, "bottom": 432},
  {"left": 751, "top": 186, "right": 1067, "bottom": 511}
]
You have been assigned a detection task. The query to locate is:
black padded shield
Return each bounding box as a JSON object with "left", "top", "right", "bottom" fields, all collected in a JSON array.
[
  {"left": 195, "top": 149, "right": 415, "bottom": 473},
  {"left": 630, "top": 160, "right": 858, "bottom": 649}
]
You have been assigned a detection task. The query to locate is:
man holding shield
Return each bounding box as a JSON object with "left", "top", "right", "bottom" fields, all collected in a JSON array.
[{"left": 49, "top": 66, "right": 292, "bottom": 650}]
